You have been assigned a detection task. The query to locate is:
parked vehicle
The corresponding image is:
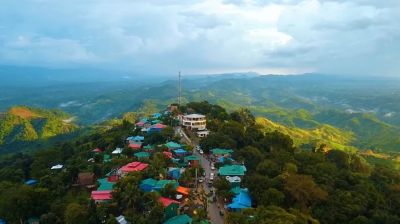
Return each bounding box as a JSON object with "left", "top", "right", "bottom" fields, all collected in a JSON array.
[
  {"left": 210, "top": 172, "right": 214, "bottom": 180},
  {"left": 199, "top": 149, "right": 204, "bottom": 154}
]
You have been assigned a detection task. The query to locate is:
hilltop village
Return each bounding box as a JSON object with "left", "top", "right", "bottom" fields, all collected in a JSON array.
[
  {"left": 1, "top": 101, "right": 400, "bottom": 224},
  {"left": 83, "top": 103, "right": 252, "bottom": 224}
]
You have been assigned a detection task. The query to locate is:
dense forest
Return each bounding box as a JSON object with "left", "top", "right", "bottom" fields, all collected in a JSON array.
[
  {"left": 193, "top": 101, "right": 400, "bottom": 224},
  {"left": 0, "top": 102, "right": 399, "bottom": 223}
]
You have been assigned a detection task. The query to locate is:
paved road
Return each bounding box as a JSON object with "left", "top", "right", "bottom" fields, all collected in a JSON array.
[
  {"left": 194, "top": 150, "right": 224, "bottom": 224},
  {"left": 176, "top": 127, "right": 224, "bottom": 224}
]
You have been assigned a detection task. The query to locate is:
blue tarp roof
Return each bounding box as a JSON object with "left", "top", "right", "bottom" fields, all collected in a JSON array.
[
  {"left": 25, "top": 179, "right": 38, "bottom": 186},
  {"left": 127, "top": 136, "right": 144, "bottom": 141},
  {"left": 173, "top": 148, "right": 187, "bottom": 154},
  {"left": 218, "top": 157, "right": 234, "bottom": 163},
  {"left": 152, "top": 113, "right": 162, "bottom": 118},
  {"left": 227, "top": 189, "right": 252, "bottom": 209}
]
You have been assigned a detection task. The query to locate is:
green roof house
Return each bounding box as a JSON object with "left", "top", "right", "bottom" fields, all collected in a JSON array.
[
  {"left": 218, "top": 165, "right": 246, "bottom": 176},
  {"left": 212, "top": 148, "right": 233, "bottom": 156},
  {"left": 154, "top": 180, "right": 178, "bottom": 191},
  {"left": 27, "top": 217, "right": 40, "bottom": 224},
  {"left": 143, "top": 145, "right": 154, "bottom": 152},
  {"left": 103, "top": 154, "right": 111, "bottom": 163},
  {"left": 166, "top": 141, "right": 182, "bottom": 150},
  {"left": 140, "top": 178, "right": 178, "bottom": 192},
  {"left": 134, "top": 151, "right": 150, "bottom": 159},
  {"left": 184, "top": 155, "right": 200, "bottom": 167},
  {"left": 184, "top": 155, "right": 200, "bottom": 163},
  {"left": 98, "top": 178, "right": 115, "bottom": 191},
  {"left": 164, "top": 214, "right": 192, "bottom": 224}
]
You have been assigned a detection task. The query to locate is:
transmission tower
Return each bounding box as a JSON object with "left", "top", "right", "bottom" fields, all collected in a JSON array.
[{"left": 178, "top": 71, "right": 182, "bottom": 105}]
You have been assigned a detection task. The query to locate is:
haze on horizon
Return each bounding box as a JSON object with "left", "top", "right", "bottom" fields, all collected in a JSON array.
[{"left": 0, "top": 0, "right": 399, "bottom": 76}]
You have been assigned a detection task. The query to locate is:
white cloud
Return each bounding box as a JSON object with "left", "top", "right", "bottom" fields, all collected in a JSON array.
[{"left": 0, "top": 0, "right": 399, "bottom": 75}]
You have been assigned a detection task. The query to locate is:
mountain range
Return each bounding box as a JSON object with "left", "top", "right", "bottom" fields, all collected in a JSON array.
[{"left": 0, "top": 66, "right": 399, "bottom": 153}]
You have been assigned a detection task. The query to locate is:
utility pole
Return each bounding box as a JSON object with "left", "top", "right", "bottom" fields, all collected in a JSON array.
[
  {"left": 195, "top": 167, "right": 198, "bottom": 189},
  {"left": 178, "top": 71, "right": 182, "bottom": 106}
]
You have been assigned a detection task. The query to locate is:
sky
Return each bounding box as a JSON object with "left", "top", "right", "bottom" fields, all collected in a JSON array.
[{"left": 0, "top": 0, "right": 399, "bottom": 76}]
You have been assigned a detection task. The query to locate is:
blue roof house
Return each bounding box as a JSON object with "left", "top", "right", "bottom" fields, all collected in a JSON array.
[
  {"left": 127, "top": 136, "right": 145, "bottom": 143},
  {"left": 140, "top": 178, "right": 158, "bottom": 192},
  {"left": 227, "top": 189, "right": 252, "bottom": 211},
  {"left": 173, "top": 148, "right": 187, "bottom": 156},
  {"left": 168, "top": 168, "right": 181, "bottom": 179},
  {"left": 152, "top": 113, "right": 162, "bottom": 119}
]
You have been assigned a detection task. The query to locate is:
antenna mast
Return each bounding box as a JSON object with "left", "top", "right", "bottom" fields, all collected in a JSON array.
[{"left": 178, "top": 71, "right": 182, "bottom": 105}]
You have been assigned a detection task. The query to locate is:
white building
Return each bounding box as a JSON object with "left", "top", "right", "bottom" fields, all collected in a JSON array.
[
  {"left": 181, "top": 114, "right": 207, "bottom": 130},
  {"left": 197, "top": 129, "right": 210, "bottom": 138}
]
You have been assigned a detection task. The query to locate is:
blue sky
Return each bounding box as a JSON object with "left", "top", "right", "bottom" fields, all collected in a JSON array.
[{"left": 0, "top": 0, "right": 399, "bottom": 76}]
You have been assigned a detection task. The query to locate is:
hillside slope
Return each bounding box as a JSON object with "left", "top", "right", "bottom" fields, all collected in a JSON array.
[
  {"left": 256, "top": 117, "right": 357, "bottom": 152},
  {"left": 0, "top": 106, "right": 78, "bottom": 146}
]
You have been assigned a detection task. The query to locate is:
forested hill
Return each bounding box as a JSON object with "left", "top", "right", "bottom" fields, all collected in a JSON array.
[{"left": 0, "top": 106, "right": 78, "bottom": 152}]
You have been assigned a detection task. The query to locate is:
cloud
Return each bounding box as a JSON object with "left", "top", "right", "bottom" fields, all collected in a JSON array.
[{"left": 0, "top": 0, "right": 399, "bottom": 75}]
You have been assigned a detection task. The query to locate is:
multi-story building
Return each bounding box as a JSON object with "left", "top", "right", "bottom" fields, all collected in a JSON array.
[{"left": 181, "top": 114, "right": 207, "bottom": 130}]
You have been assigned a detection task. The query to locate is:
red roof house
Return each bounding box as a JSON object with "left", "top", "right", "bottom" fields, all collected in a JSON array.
[
  {"left": 93, "top": 148, "right": 102, "bottom": 153},
  {"left": 159, "top": 197, "right": 180, "bottom": 207},
  {"left": 148, "top": 123, "right": 167, "bottom": 133},
  {"left": 91, "top": 190, "right": 112, "bottom": 202},
  {"left": 159, "top": 197, "right": 180, "bottom": 219},
  {"left": 153, "top": 123, "right": 167, "bottom": 129},
  {"left": 128, "top": 143, "right": 142, "bottom": 150},
  {"left": 136, "top": 121, "right": 145, "bottom": 127},
  {"left": 163, "top": 151, "right": 173, "bottom": 159},
  {"left": 119, "top": 162, "right": 149, "bottom": 173}
]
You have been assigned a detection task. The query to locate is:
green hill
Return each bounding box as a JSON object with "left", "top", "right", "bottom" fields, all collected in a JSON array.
[
  {"left": 252, "top": 107, "right": 400, "bottom": 152},
  {"left": 0, "top": 106, "right": 78, "bottom": 147},
  {"left": 256, "top": 117, "right": 357, "bottom": 152},
  {"left": 314, "top": 110, "right": 400, "bottom": 152}
]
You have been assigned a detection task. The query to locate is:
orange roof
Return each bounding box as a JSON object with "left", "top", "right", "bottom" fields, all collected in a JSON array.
[
  {"left": 176, "top": 186, "right": 190, "bottom": 195},
  {"left": 159, "top": 197, "right": 180, "bottom": 207}
]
